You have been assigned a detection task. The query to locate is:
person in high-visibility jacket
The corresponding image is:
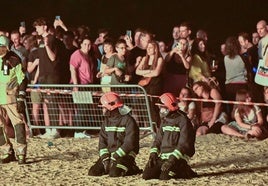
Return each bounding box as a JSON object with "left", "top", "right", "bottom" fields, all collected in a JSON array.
[
  {"left": 0, "top": 35, "right": 28, "bottom": 164},
  {"left": 142, "top": 93, "right": 197, "bottom": 180},
  {"left": 88, "top": 92, "right": 142, "bottom": 177}
]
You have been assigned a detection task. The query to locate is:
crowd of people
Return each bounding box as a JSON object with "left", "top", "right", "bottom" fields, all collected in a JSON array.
[{"left": 0, "top": 16, "right": 268, "bottom": 172}]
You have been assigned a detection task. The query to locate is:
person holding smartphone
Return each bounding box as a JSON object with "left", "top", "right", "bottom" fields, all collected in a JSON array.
[
  {"left": 53, "top": 15, "right": 68, "bottom": 32},
  {"left": 164, "top": 37, "right": 192, "bottom": 93},
  {"left": 19, "top": 21, "right": 26, "bottom": 36},
  {"left": 32, "top": 17, "right": 61, "bottom": 139}
]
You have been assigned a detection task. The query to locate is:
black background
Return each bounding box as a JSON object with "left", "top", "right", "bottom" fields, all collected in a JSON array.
[{"left": 2, "top": 0, "right": 268, "bottom": 51}]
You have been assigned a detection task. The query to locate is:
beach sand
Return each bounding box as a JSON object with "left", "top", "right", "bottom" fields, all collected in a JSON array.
[{"left": 1, "top": 134, "right": 268, "bottom": 186}]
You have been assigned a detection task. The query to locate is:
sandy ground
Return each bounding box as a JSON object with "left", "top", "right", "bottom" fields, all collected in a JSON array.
[{"left": 1, "top": 134, "right": 268, "bottom": 186}]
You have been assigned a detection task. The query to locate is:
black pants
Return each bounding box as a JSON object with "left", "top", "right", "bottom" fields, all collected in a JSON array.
[
  {"left": 142, "top": 158, "right": 197, "bottom": 180},
  {"left": 199, "top": 121, "right": 224, "bottom": 134},
  {"left": 88, "top": 156, "right": 141, "bottom": 177}
]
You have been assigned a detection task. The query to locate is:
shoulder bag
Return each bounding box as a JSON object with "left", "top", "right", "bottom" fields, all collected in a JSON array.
[
  {"left": 255, "top": 59, "right": 268, "bottom": 86},
  {"left": 138, "top": 77, "right": 152, "bottom": 86}
]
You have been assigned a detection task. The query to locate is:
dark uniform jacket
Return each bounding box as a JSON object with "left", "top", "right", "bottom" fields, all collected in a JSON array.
[
  {"left": 99, "top": 111, "right": 139, "bottom": 160},
  {"left": 151, "top": 110, "right": 195, "bottom": 160}
]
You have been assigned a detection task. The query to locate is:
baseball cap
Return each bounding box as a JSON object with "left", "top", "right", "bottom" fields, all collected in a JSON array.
[{"left": 0, "top": 35, "right": 9, "bottom": 48}]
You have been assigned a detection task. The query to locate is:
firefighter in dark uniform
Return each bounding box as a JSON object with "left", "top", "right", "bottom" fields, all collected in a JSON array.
[
  {"left": 0, "top": 35, "right": 28, "bottom": 164},
  {"left": 142, "top": 93, "right": 197, "bottom": 180},
  {"left": 88, "top": 92, "right": 142, "bottom": 177}
]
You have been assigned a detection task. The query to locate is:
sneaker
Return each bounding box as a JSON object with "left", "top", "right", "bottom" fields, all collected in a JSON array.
[
  {"left": 38, "top": 132, "right": 52, "bottom": 139},
  {"left": 74, "top": 131, "right": 91, "bottom": 139},
  {"left": 49, "top": 132, "right": 61, "bottom": 139}
]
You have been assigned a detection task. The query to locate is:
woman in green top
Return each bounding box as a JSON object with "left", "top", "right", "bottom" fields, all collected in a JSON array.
[{"left": 188, "top": 38, "right": 212, "bottom": 85}]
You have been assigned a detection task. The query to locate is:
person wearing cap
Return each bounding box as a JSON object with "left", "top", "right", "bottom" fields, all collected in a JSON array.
[
  {"left": 88, "top": 92, "right": 142, "bottom": 177},
  {"left": 0, "top": 35, "right": 28, "bottom": 164},
  {"left": 142, "top": 93, "right": 197, "bottom": 180}
]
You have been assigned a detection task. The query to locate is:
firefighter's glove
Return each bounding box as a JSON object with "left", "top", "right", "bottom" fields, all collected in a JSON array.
[
  {"left": 147, "top": 153, "right": 158, "bottom": 168},
  {"left": 110, "top": 153, "right": 119, "bottom": 169},
  {"left": 17, "top": 93, "right": 26, "bottom": 114},
  {"left": 161, "top": 157, "right": 175, "bottom": 172},
  {"left": 102, "top": 157, "right": 110, "bottom": 174}
]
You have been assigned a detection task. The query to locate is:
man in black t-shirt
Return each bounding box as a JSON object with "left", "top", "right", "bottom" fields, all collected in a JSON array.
[
  {"left": 33, "top": 18, "right": 61, "bottom": 139},
  {"left": 126, "top": 30, "right": 152, "bottom": 84}
]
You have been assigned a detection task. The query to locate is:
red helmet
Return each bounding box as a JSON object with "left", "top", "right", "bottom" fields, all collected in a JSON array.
[
  {"left": 158, "top": 93, "right": 178, "bottom": 111},
  {"left": 100, "top": 92, "right": 123, "bottom": 111}
]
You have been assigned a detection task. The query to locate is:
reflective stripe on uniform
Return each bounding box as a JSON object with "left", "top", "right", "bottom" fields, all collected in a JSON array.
[
  {"left": 129, "top": 151, "right": 137, "bottom": 158},
  {"left": 111, "top": 151, "right": 136, "bottom": 159},
  {"left": 100, "top": 148, "right": 109, "bottom": 157},
  {"left": 173, "top": 149, "right": 189, "bottom": 161},
  {"left": 168, "top": 171, "right": 176, "bottom": 177},
  {"left": 116, "top": 163, "right": 128, "bottom": 172},
  {"left": 162, "top": 126, "right": 180, "bottom": 132},
  {"left": 160, "top": 150, "right": 189, "bottom": 161},
  {"left": 160, "top": 152, "right": 173, "bottom": 160},
  {"left": 116, "top": 147, "right": 126, "bottom": 157},
  {"left": 150, "top": 147, "right": 158, "bottom": 154},
  {"left": 105, "top": 126, "right": 126, "bottom": 132}
]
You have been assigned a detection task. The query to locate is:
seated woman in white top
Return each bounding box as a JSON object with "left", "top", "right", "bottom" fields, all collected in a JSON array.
[{"left": 221, "top": 89, "right": 263, "bottom": 139}]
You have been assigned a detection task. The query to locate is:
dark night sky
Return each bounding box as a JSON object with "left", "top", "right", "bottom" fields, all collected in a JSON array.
[{"left": 1, "top": 0, "right": 268, "bottom": 50}]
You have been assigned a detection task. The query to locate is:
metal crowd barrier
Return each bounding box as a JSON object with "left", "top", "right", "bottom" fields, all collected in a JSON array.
[{"left": 25, "top": 84, "right": 155, "bottom": 137}]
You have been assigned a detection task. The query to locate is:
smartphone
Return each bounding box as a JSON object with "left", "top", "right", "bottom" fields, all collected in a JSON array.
[
  {"left": 176, "top": 43, "right": 181, "bottom": 50},
  {"left": 126, "top": 30, "right": 132, "bottom": 38},
  {"left": 20, "top": 21, "right": 26, "bottom": 27},
  {"left": 55, "top": 15, "right": 61, "bottom": 20},
  {"left": 212, "top": 60, "right": 216, "bottom": 67}
]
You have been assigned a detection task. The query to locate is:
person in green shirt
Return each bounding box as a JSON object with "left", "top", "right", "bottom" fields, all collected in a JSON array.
[{"left": 104, "top": 39, "right": 130, "bottom": 85}]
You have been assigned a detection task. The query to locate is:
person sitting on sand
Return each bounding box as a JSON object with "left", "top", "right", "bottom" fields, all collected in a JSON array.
[
  {"left": 142, "top": 93, "right": 197, "bottom": 180},
  {"left": 192, "top": 81, "right": 228, "bottom": 136},
  {"left": 88, "top": 92, "right": 142, "bottom": 177},
  {"left": 221, "top": 89, "right": 264, "bottom": 139},
  {"left": 178, "top": 86, "right": 199, "bottom": 130}
]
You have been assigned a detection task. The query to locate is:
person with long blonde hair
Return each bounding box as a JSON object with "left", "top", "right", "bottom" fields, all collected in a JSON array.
[{"left": 136, "top": 40, "right": 164, "bottom": 127}]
